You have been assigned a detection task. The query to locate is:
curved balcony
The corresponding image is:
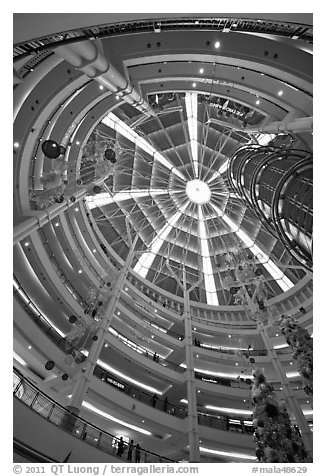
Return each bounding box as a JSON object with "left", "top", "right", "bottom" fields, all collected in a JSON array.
[{"left": 13, "top": 368, "right": 175, "bottom": 463}]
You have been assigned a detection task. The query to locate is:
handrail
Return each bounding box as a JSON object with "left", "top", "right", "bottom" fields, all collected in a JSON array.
[
  {"left": 13, "top": 16, "right": 313, "bottom": 62},
  {"left": 13, "top": 438, "right": 60, "bottom": 463},
  {"left": 13, "top": 277, "right": 86, "bottom": 364},
  {"left": 13, "top": 368, "right": 176, "bottom": 463}
]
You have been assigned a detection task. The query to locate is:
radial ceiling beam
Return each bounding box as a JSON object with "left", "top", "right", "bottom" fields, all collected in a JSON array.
[
  {"left": 133, "top": 202, "right": 188, "bottom": 278},
  {"left": 197, "top": 206, "right": 219, "bottom": 305},
  {"left": 212, "top": 205, "right": 294, "bottom": 291},
  {"left": 102, "top": 113, "right": 186, "bottom": 182},
  {"left": 185, "top": 92, "right": 199, "bottom": 178},
  {"left": 86, "top": 188, "right": 169, "bottom": 209}
]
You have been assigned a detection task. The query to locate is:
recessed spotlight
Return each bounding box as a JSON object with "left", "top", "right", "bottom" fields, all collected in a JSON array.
[
  {"left": 232, "top": 23, "right": 238, "bottom": 27},
  {"left": 151, "top": 335, "right": 154, "bottom": 339},
  {"left": 290, "top": 362, "right": 293, "bottom": 365},
  {"left": 125, "top": 287, "right": 128, "bottom": 291},
  {"left": 24, "top": 242, "right": 29, "bottom": 247},
  {"left": 93, "top": 249, "right": 96, "bottom": 253},
  {"left": 228, "top": 334, "right": 231, "bottom": 338},
  {"left": 195, "top": 20, "right": 199, "bottom": 25},
  {"left": 104, "top": 343, "right": 108, "bottom": 348},
  {"left": 117, "top": 311, "right": 120, "bottom": 316},
  {"left": 214, "top": 41, "right": 221, "bottom": 49},
  {"left": 76, "top": 141, "right": 80, "bottom": 145},
  {"left": 194, "top": 327, "right": 197, "bottom": 331},
  {"left": 275, "top": 333, "right": 279, "bottom": 337},
  {"left": 306, "top": 400, "right": 309, "bottom": 404},
  {"left": 235, "top": 362, "right": 239, "bottom": 366},
  {"left": 116, "top": 95, "right": 120, "bottom": 100},
  {"left": 192, "top": 82, "right": 197, "bottom": 88},
  {"left": 243, "top": 399, "right": 246, "bottom": 403},
  {"left": 99, "top": 85, "right": 104, "bottom": 90},
  {"left": 55, "top": 223, "right": 59, "bottom": 227},
  {"left": 14, "top": 142, "right": 20, "bottom": 148},
  {"left": 78, "top": 270, "right": 82, "bottom": 274},
  {"left": 199, "top": 68, "right": 204, "bottom": 74},
  {"left": 154, "top": 309, "right": 157, "bottom": 313},
  {"left": 255, "top": 100, "right": 260, "bottom": 105},
  {"left": 196, "top": 354, "right": 199, "bottom": 358},
  {"left": 75, "top": 207, "right": 79, "bottom": 211},
  {"left": 197, "top": 390, "right": 200, "bottom": 393},
  {"left": 142, "top": 420, "right": 145, "bottom": 423},
  {"left": 278, "top": 90, "right": 283, "bottom": 96},
  {"left": 280, "top": 387, "right": 283, "bottom": 390},
  {"left": 28, "top": 345, "right": 32, "bottom": 350}
]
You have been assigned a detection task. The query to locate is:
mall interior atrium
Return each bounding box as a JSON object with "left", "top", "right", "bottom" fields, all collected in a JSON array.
[{"left": 13, "top": 13, "right": 313, "bottom": 464}]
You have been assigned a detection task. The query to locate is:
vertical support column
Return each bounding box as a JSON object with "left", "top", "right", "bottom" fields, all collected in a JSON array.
[
  {"left": 259, "top": 324, "right": 313, "bottom": 453},
  {"left": 183, "top": 267, "right": 200, "bottom": 463},
  {"left": 67, "top": 234, "right": 138, "bottom": 414}
]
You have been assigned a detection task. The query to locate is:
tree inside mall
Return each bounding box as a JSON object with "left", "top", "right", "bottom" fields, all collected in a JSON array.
[{"left": 251, "top": 368, "right": 310, "bottom": 463}]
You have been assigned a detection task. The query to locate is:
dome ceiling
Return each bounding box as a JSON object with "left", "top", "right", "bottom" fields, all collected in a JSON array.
[{"left": 82, "top": 92, "right": 306, "bottom": 306}]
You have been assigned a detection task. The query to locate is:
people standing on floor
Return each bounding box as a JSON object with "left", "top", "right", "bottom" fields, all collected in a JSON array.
[
  {"left": 152, "top": 393, "right": 158, "bottom": 408},
  {"left": 127, "top": 439, "right": 134, "bottom": 462},
  {"left": 117, "top": 437, "right": 124, "bottom": 457},
  {"left": 135, "top": 443, "right": 141, "bottom": 463}
]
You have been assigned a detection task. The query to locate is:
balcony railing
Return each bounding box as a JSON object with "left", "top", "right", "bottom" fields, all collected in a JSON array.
[{"left": 13, "top": 368, "right": 176, "bottom": 463}]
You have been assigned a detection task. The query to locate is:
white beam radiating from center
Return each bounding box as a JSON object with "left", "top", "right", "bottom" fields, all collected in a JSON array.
[
  {"left": 198, "top": 206, "right": 219, "bottom": 305},
  {"left": 86, "top": 189, "right": 168, "bottom": 209},
  {"left": 133, "top": 203, "right": 188, "bottom": 278},
  {"left": 185, "top": 92, "right": 199, "bottom": 178},
  {"left": 215, "top": 208, "right": 294, "bottom": 291},
  {"left": 102, "top": 113, "right": 186, "bottom": 181}
]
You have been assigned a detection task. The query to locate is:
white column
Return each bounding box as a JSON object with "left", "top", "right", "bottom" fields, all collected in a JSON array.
[
  {"left": 183, "top": 268, "right": 200, "bottom": 463},
  {"left": 68, "top": 234, "right": 138, "bottom": 412}
]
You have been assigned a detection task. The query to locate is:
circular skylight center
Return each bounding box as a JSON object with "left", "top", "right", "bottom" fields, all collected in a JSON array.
[{"left": 186, "top": 179, "right": 211, "bottom": 204}]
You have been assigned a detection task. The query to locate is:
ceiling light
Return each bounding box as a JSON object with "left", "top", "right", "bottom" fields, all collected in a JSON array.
[
  {"left": 93, "top": 249, "right": 96, "bottom": 253},
  {"left": 151, "top": 335, "right": 154, "bottom": 339},
  {"left": 99, "top": 85, "right": 104, "bottom": 90},
  {"left": 214, "top": 41, "right": 221, "bottom": 48},
  {"left": 76, "top": 141, "right": 80, "bottom": 145},
  {"left": 199, "top": 68, "right": 204, "bottom": 74},
  {"left": 290, "top": 362, "right": 293, "bottom": 365},
  {"left": 235, "top": 362, "right": 238, "bottom": 366},
  {"left": 125, "top": 287, "right": 128, "bottom": 291},
  {"left": 194, "top": 327, "right": 197, "bottom": 331},
  {"left": 205, "top": 405, "right": 252, "bottom": 416},
  {"left": 278, "top": 90, "right": 283, "bottom": 96},
  {"left": 116, "top": 95, "right": 120, "bottom": 100},
  {"left": 28, "top": 345, "right": 32, "bottom": 350},
  {"left": 154, "top": 309, "right": 157, "bottom": 313},
  {"left": 200, "top": 446, "right": 256, "bottom": 461},
  {"left": 82, "top": 401, "right": 152, "bottom": 435},
  {"left": 75, "top": 207, "right": 79, "bottom": 211},
  {"left": 54, "top": 223, "right": 59, "bottom": 227},
  {"left": 192, "top": 82, "right": 197, "bottom": 88},
  {"left": 186, "top": 180, "right": 211, "bottom": 204},
  {"left": 232, "top": 23, "right": 238, "bottom": 27},
  {"left": 24, "top": 242, "right": 29, "bottom": 247},
  {"left": 275, "top": 333, "right": 279, "bottom": 337},
  {"left": 14, "top": 142, "right": 19, "bottom": 148},
  {"left": 255, "top": 100, "right": 260, "bottom": 105},
  {"left": 228, "top": 334, "right": 231, "bottom": 338},
  {"left": 104, "top": 343, "right": 108, "bottom": 348},
  {"left": 78, "top": 270, "right": 82, "bottom": 274}
]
